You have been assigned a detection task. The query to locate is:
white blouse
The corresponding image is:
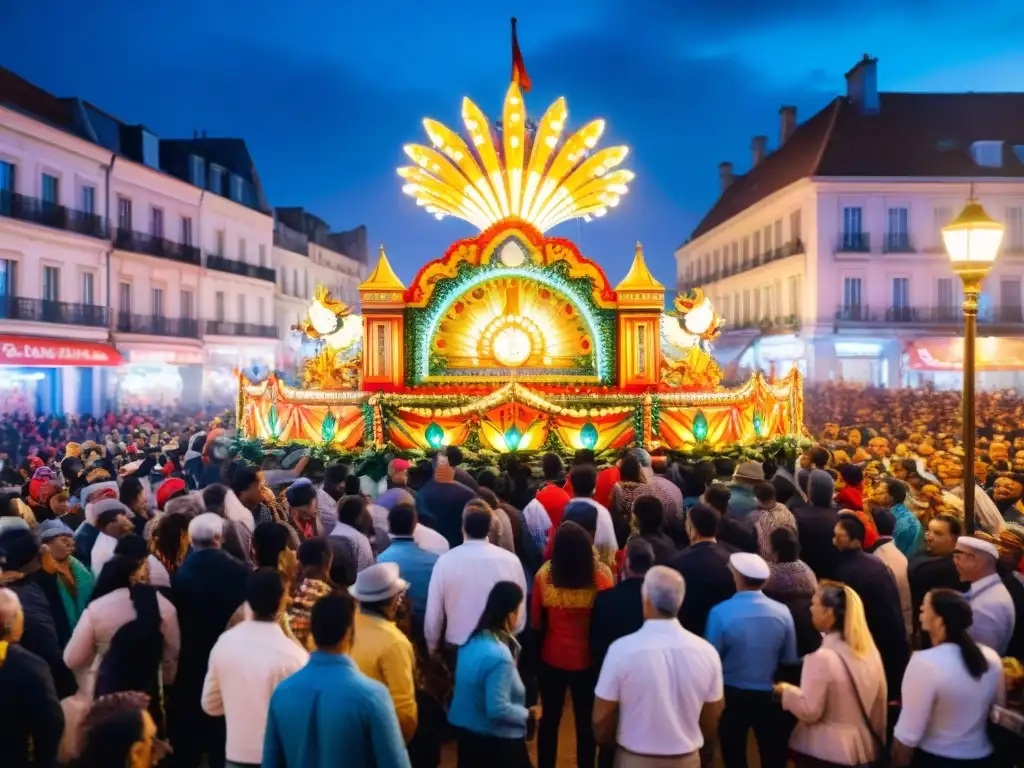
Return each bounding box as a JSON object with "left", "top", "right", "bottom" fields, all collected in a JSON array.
[{"left": 894, "top": 642, "right": 1005, "bottom": 760}]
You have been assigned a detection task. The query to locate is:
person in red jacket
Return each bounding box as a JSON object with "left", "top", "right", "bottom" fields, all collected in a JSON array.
[
  {"left": 535, "top": 453, "right": 570, "bottom": 530},
  {"left": 531, "top": 521, "right": 613, "bottom": 768},
  {"left": 835, "top": 464, "right": 878, "bottom": 548}
]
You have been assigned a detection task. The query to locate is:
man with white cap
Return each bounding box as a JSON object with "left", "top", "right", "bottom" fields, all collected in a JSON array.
[
  {"left": 349, "top": 562, "right": 418, "bottom": 744},
  {"left": 705, "top": 551, "right": 797, "bottom": 768},
  {"left": 954, "top": 536, "right": 1016, "bottom": 655}
]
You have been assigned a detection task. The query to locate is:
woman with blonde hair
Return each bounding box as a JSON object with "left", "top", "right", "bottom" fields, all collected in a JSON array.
[{"left": 774, "top": 581, "right": 887, "bottom": 767}]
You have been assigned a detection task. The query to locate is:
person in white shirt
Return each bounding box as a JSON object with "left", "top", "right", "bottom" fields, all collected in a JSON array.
[
  {"left": 567, "top": 464, "right": 619, "bottom": 560},
  {"left": 593, "top": 566, "right": 724, "bottom": 768},
  {"left": 953, "top": 536, "right": 1016, "bottom": 656},
  {"left": 893, "top": 589, "right": 1005, "bottom": 766},
  {"left": 330, "top": 495, "right": 375, "bottom": 572},
  {"left": 424, "top": 502, "right": 528, "bottom": 655},
  {"left": 202, "top": 569, "right": 309, "bottom": 768},
  {"left": 90, "top": 502, "right": 137, "bottom": 577}
]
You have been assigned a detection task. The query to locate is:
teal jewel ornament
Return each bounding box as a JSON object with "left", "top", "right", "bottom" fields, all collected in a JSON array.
[
  {"left": 504, "top": 424, "right": 523, "bottom": 452},
  {"left": 267, "top": 405, "right": 280, "bottom": 441},
  {"left": 321, "top": 410, "right": 338, "bottom": 443},
  {"left": 425, "top": 421, "right": 445, "bottom": 450},
  {"left": 752, "top": 410, "right": 764, "bottom": 439},
  {"left": 579, "top": 421, "right": 599, "bottom": 450},
  {"left": 692, "top": 409, "right": 709, "bottom": 443}
]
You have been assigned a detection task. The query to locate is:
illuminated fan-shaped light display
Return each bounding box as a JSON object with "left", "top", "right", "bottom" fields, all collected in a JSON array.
[{"left": 398, "top": 81, "right": 634, "bottom": 233}]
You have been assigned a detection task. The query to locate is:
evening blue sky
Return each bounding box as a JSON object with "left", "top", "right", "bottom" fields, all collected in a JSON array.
[{"left": 5, "top": 1, "right": 1023, "bottom": 288}]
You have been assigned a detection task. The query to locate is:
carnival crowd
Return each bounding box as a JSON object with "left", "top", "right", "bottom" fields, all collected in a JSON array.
[{"left": 0, "top": 383, "right": 1023, "bottom": 768}]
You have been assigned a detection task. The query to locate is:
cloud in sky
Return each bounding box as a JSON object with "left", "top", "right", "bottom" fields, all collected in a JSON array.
[{"left": 3, "top": 0, "right": 1022, "bottom": 286}]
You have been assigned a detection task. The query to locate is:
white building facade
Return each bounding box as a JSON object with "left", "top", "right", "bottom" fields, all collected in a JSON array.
[
  {"left": 0, "top": 66, "right": 366, "bottom": 415},
  {"left": 0, "top": 85, "right": 117, "bottom": 416},
  {"left": 676, "top": 56, "right": 1024, "bottom": 390}
]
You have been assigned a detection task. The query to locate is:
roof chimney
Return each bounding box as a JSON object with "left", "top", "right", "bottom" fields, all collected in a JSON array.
[
  {"left": 201, "top": 129, "right": 207, "bottom": 139},
  {"left": 751, "top": 135, "right": 767, "bottom": 167},
  {"left": 779, "top": 106, "right": 796, "bottom": 145},
  {"left": 718, "top": 161, "right": 734, "bottom": 192},
  {"left": 845, "top": 54, "right": 879, "bottom": 114},
  {"left": 193, "top": 129, "right": 198, "bottom": 139}
]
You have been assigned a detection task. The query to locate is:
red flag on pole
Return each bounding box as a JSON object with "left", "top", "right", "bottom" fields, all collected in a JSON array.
[{"left": 511, "top": 18, "right": 532, "bottom": 92}]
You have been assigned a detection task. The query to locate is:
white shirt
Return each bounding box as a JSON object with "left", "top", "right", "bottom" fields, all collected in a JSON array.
[
  {"left": 572, "top": 497, "right": 619, "bottom": 557},
  {"left": 90, "top": 532, "right": 118, "bottom": 577},
  {"left": 412, "top": 524, "right": 450, "bottom": 555},
  {"left": 966, "top": 573, "right": 1016, "bottom": 656},
  {"left": 522, "top": 498, "right": 553, "bottom": 549},
  {"left": 201, "top": 619, "right": 309, "bottom": 764},
  {"left": 424, "top": 539, "right": 528, "bottom": 652},
  {"left": 873, "top": 540, "right": 912, "bottom": 635},
  {"left": 894, "top": 642, "right": 1005, "bottom": 760},
  {"left": 595, "top": 619, "right": 724, "bottom": 756}
]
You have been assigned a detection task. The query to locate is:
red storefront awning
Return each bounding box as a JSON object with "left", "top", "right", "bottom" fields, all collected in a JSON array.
[
  {"left": 907, "top": 337, "right": 1024, "bottom": 372},
  {"left": 0, "top": 336, "right": 123, "bottom": 367}
]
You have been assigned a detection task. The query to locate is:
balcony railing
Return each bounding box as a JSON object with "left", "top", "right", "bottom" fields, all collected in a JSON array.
[
  {"left": 0, "top": 296, "right": 108, "bottom": 327},
  {"left": 203, "top": 320, "right": 278, "bottom": 338},
  {"left": 883, "top": 234, "right": 914, "bottom": 253},
  {"left": 115, "top": 229, "right": 202, "bottom": 265},
  {"left": 116, "top": 313, "right": 200, "bottom": 338},
  {"left": 687, "top": 240, "right": 805, "bottom": 287},
  {"left": 273, "top": 227, "right": 309, "bottom": 256},
  {"left": 0, "top": 190, "right": 107, "bottom": 239},
  {"left": 206, "top": 254, "right": 276, "bottom": 282},
  {"left": 838, "top": 233, "right": 870, "bottom": 252},
  {"left": 834, "top": 304, "right": 1024, "bottom": 325}
]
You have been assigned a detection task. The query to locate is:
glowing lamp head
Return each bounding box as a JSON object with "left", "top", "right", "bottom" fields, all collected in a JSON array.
[
  {"left": 579, "top": 422, "right": 599, "bottom": 450},
  {"left": 504, "top": 424, "right": 523, "bottom": 452},
  {"left": 493, "top": 325, "right": 532, "bottom": 368},
  {"left": 683, "top": 298, "right": 715, "bottom": 335},
  {"left": 425, "top": 421, "right": 445, "bottom": 450},
  {"left": 942, "top": 200, "right": 1004, "bottom": 274}
]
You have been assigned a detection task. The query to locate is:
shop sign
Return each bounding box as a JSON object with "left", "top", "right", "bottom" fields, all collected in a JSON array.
[{"left": 0, "top": 336, "right": 123, "bottom": 366}]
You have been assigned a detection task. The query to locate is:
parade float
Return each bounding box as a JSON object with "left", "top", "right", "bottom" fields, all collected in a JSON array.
[{"left": 239, "top": 61, "right": 804, "bottom": 458}]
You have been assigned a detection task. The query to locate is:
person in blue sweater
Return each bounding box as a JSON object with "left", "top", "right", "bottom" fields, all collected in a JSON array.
[
  {"left": 448, "top": 580, "right": 539, "bottom": 768},
  {"left": 882, "top": 478, "right": 923, "bottom": 557},
  {"left": 263, "top": 592, "right": 411, "bottom": 768}
]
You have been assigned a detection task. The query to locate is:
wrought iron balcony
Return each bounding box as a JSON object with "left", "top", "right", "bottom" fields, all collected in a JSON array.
[
  {"left": 0, "top": 296, "right": 108, "bottom": 327},
  {"left": 0, "top": 190, "right": 107, "bottom": 239},
  {"left": 115, "top": 313, "right": 200, "bottom": 338},
  {"left": 838, "top": 233, "right": 871, "bottom": 252},
  {"left": 834, "top": 304, "right": 1024, "bottom": 325},
  {"left": 883, "top": 234, "right": 914, "bottom": 253},
  {"left": 206, "top": 254, "right": 276, "bottom": 283},
  {"left": 114, "top": 229, "right": 202, "bottom": 265},
  {"left": 203, "top": 320, "right": 278, "bottom": 338}
]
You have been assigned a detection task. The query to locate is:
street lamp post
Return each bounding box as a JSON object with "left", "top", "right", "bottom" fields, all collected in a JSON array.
[{"left": 941, "top": 199, "right": 1004, "bottom": 535}]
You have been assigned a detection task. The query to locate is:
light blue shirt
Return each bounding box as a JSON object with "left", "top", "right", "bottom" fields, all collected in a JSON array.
[
  {"left": 705, "top": 590, "right": 798, "bottom": 691},
  {"left": 263, "top": 652, "right": 410, "bottom": 768},
  {"left": 448, "top": 632, "right": 529, "bottom": 739},
  {"left": 378, "top": 537, "right": 439, "bottom": 625}
]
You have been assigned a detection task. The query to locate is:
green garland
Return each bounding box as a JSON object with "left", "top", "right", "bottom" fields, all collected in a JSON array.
[
  {"left": 359, "top": 402, "right": 375, "bottom": 445},
  {"left": 650, "top": 394, "right": 661, "bottom": 437}
]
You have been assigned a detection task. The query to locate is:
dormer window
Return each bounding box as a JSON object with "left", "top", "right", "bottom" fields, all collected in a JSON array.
[
  {"left": 1014, "top": 146, "right": 1024, "bottom": 165},
  {"left": 971, "top": 141, "right": 1003, "bottom": 168},
  {"left": 190, "top": 155, "right": 205, "bottom": 187},
  {"left": 209, "top": 164, "right": 225, "bottom": 195},
  {"left": 141, "top": 130, "right": 159, "bottom": 169},
  {"left": 231, "top": 174, "right": 244, "bottom": 202}
]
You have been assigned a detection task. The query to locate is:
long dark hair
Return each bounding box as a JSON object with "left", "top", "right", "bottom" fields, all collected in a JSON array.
[
  {"left": 472, "top": 581, "right": 524, "bottom": 637},
  {"left": 90, "top": 555, "right": 143, "bottom": 603},
  {"left": 929, "top": 588, "right": 988, "bottom": 679},
  {"left": 94, "top": 584, "right": 164, "bottom": 699},
  {"left": 549, "top": 521, "right": 596, "bottom": 589}
]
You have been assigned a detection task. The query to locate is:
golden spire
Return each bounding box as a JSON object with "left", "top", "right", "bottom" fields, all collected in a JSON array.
[
  {"left": 360, "top": 243, "right": 406, "bottom": 292},
  {"left": 398, "top": 81, "right": 634, "bottom": 233},
  {"left": 616, "top": 241, "right": 664, "bottom": 292}
]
